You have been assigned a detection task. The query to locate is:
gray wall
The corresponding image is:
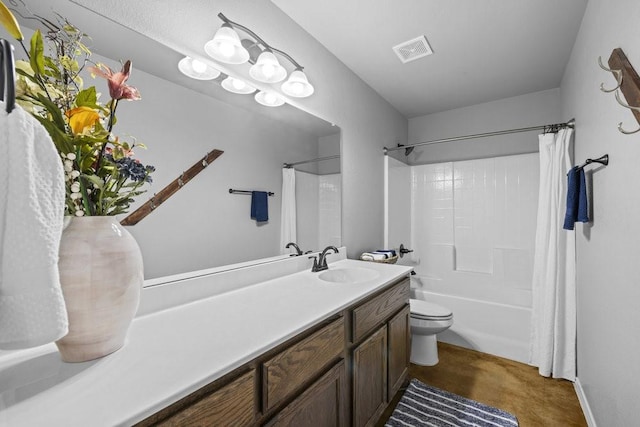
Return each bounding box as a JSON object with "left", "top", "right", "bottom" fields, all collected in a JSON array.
[
  {"left": 560, "top": 0, "right": 640, "bottom": 425},
  {"left": 408, "top": 89, "right": 562, "bottom": 164},
  {"left": 74, "top": 0, "right": 408, "bottom": 261}
]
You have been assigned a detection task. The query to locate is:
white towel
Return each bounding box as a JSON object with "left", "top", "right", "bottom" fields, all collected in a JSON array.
[
  {"left": 361, "top": 252, "right": 388, "bottom": 261},
  {"left": 0, "top": 103, "right": 68, "bottom": 349}
]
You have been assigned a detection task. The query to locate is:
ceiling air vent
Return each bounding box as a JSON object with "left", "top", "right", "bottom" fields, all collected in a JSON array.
[{"left": 392, "top": 35, "right": 433, "bottom": 64}]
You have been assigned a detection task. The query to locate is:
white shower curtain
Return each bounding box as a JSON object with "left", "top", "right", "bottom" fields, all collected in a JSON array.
[
  {"left": 529, "top": 128, "right": 576, "bottom": 381},
  {"left": 280, "top": 168, "right": 296, "bottom": 254}
]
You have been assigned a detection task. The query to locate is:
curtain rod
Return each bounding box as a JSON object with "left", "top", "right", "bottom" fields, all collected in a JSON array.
[
  {"left": 383, "top": 119, "right": 575, "bottom": 154},
  {"left": 283, "top": 154, "right": 340, "bottom": 168}
]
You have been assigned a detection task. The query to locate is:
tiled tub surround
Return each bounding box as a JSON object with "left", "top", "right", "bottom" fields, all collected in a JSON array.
[
  {"left": 0, "top": 253, "right": 411, "bottom": 426},
  {"left": 390, "top": 153, "right": 539, "bottom": 362},
  {"left": 295, "top": 171, "right": 342, "bottom": 251}
]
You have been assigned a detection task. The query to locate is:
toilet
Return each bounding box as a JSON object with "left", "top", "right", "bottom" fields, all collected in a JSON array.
[{"left": 409, "top": 298, "right": 453, "bottom": 366}]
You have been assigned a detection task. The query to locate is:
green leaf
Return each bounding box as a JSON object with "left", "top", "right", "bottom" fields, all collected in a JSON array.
[
  {"left": 36, "top": 93, "right": 66, "bottom": 131},
  {"left": 73, "top": 74, "right": 83, "bottom": 89},
  {"left": 33, "top": 116, "right": 73, "bottom": 153},
  {"left": 15, "top": 69, "right": 38, "bottom": 85},
  {"left": 29, "top": 30, "right": 45, "bottom": 76},
  {"left": 75, "top": 87, "right": 99, "bottom": 108},
  {"left": 43, "top": 57, "right": 62, "bottom": 80},
  {"left": 79, "top": 154, "right": 96, "bottom": 172},
  {"left": 59, "top": 55, "right": 79, "bottom": 73},
  {"left": 62, "top": 23, "right": 78, "bottom": 34},
  {"left": 108, "top": 206, "right": 128, "bottom": 216},
  {"left": 76, "top": 41, "right": 92, "bottom": 56},
  {"left": 78, "top": 176, "right": 95, "bottom": 216},
  {"left": 82, "top": 174, "right": 105, "bottom": 191}
]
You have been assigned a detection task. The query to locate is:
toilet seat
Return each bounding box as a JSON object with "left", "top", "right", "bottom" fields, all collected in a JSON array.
[{"left": 410, "top": 299, "right": 453, "bottom": 321}]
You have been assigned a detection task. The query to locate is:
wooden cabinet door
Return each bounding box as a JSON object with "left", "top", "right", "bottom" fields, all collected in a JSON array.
[
  {"left": 266, "top": 361, "right": 346, "bottom": 427},
  {"left": 388, "top": 305, "right": 410, "bottom": 398},
  {"left": 151, "top": 369, "right": 255, "bottom": 427},
  {"left": 352, "top": 325, "right": 388, "bottom": 427}
]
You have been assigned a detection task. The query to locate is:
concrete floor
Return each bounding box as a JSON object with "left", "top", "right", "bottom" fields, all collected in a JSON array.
[{"left": 380, "top": 342, "right": 587, "bottom": 426}]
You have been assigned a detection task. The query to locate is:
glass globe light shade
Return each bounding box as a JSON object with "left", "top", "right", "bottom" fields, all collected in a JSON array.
[
  {"left": 255, "top": 90, "right": 285, "bottom": 107},
  {"left": 191, "top": 59, "right": 207, "bottom": 73},
  {"left": 281, "top": 69, "right": 314, "bottom": 97},
  {"left": 204, "top": 24, "right": 250, "bottom": 64},
  {"left": 221, "top": 76, "right": 256, "bottom": 94},
  {"left": 178, "top": 56, "right": 221, "bottom": 80},
  {"left": 249, "top": 51, "right": 287, "bottom": 83}
]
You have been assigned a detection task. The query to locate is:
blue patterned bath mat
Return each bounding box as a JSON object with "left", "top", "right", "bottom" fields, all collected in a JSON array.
[{"left": 386, "top": 379, "right": 519, "bottom": 427}]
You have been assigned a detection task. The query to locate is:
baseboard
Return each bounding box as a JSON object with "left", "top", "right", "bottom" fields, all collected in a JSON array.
[{"left": 574, "top": 377, "right": 597, "bottom": 427}]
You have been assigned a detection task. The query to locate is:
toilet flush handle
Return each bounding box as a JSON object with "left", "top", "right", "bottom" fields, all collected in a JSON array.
[{"left": 399, "top": 243, "right": 413, "bottom": 258}]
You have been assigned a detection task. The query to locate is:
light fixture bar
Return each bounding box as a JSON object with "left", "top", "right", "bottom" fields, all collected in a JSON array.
[{"left": 218, "top": 13, "right": 305, "bottom": 71}]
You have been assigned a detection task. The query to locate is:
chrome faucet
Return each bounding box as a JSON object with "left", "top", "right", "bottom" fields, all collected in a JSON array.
[
  {"left": 285, "top": 242, "right": 303, "bottom": 256},
  {"left": 311, "top": 246, "right": 339, "bottom": 272}
]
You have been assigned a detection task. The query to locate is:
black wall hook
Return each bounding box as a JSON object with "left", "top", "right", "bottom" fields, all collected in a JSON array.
[{"left": 0, "top": 38, "right": 17, "bottom": 113}]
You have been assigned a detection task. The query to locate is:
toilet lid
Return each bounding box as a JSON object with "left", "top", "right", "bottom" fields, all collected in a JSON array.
[{"left": 410, "top": 299, "right": 453, "bottom": 320}]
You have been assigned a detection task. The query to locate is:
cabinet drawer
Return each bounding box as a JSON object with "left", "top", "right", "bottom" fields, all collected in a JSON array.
[
  {"left": 263, "top": 317, "right": 345, "bottom": 412},
  {"left": 153, "top": 369, "right": 255, "bottom": 426},
  {"left": 352, "top": 278, "right": 409, "bottom": 342}
]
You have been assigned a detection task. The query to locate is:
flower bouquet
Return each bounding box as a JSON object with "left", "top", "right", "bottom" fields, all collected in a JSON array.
[{"left": 1, "top": 1, "right": 154, "bottom": 216}]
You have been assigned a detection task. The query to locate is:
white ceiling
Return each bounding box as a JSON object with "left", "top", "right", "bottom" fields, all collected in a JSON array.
[{"left": 271, "top": 0, "right": 589, "bottom": 118}]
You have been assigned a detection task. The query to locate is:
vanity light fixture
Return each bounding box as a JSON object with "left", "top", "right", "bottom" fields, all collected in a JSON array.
[
  {"left": 207, "top": 13, "right": 315, "bottom": 99},
  {"left": 221, "top": 76, "right": 256, "bottom": 94},
  {"left": 184, "top": 13, "right": 315, "bottom": 107},
  {"left": 178, "top": 56, "right": 221, "bottom": 80},
  {"left": 255, "top": 90, "right": 285, "bottom": 107}
]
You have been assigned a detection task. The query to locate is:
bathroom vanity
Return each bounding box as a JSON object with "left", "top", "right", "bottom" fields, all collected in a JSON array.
[{"left": 0, "top": 255, "right": 412, "bottom": 426}]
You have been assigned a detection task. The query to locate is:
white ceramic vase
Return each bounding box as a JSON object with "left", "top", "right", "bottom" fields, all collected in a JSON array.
[{"left": 55, "top": 216, "right": 143, "bottom": 362}]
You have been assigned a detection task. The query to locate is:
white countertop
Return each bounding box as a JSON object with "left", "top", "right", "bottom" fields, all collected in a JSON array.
[{"left": 0, "top": 258, "right": 412, "bottom": 426}]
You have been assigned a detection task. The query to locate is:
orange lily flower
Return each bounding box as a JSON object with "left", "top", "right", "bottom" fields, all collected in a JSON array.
[{"left": 66, "top": 106, "right": 100, "bottom": 135}]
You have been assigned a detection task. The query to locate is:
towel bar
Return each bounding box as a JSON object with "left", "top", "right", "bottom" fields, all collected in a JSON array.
[
  {"left": 229, "top": 189, "right": 275, "bottom": 196},
  {"left": 577, "top": 154, "right": 609, "bottom": 170}
]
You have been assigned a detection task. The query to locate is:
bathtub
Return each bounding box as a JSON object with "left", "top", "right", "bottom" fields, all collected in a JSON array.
[{"left": 411, "top": 275, "right": 532, "bottom": 364}]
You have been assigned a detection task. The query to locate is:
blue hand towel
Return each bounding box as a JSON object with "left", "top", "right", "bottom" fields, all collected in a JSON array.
[
  {"left": 251, "top": 191, "right": 269, "bottom": 222},
  {"left": 563, "top": 167, "right": 589, "bottom": 230}
]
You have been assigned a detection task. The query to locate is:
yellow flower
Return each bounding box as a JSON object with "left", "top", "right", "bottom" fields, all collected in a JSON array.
[
  {"left": 66, "top": 106, "right": 100, "bottom": 135},
  {"left": 0, "top": 0, "right": 22, "bottom": 40}
]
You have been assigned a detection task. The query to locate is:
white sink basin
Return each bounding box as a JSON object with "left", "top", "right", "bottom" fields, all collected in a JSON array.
[{"left": 318, "top": 267, "right": 380, "bottom": 284}]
